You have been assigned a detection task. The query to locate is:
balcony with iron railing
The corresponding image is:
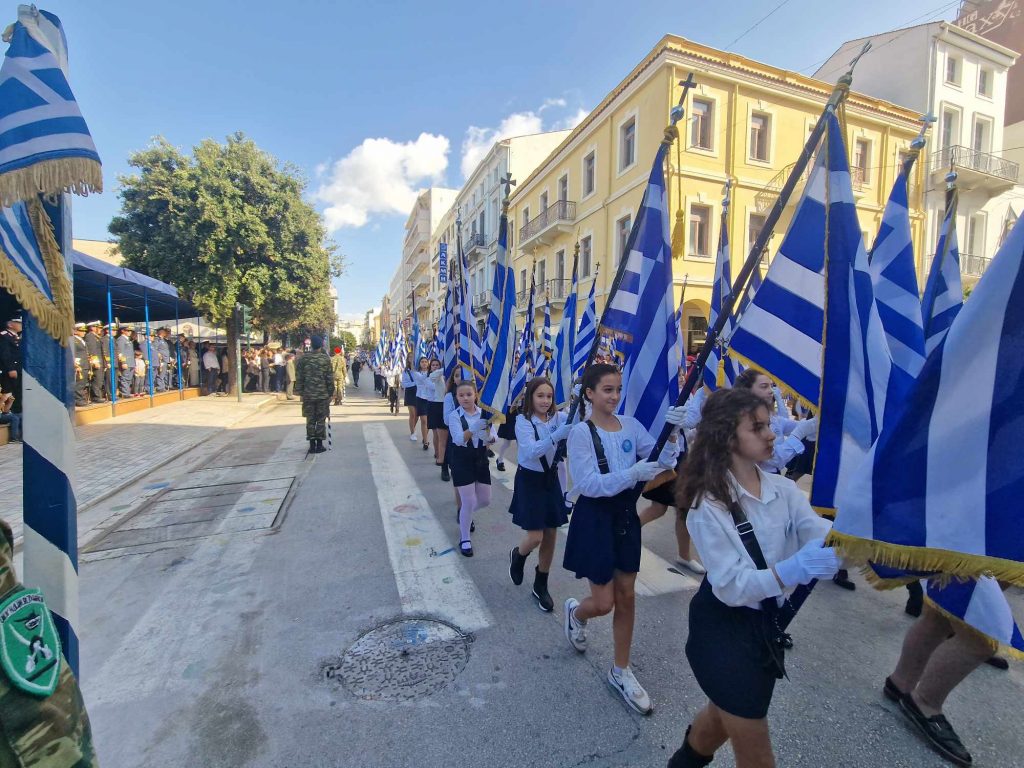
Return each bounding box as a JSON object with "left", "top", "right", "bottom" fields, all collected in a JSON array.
[
  {"left": 465, "top": 232, "right": 487, "bottom": 257},
  {"left": 923, "top": 251, "right": 991, "bottom": 280},
  {"left": 931, "top": 145, "right": 1019, "bottom": 195},
  {"left": 543, "top": 278, "right": 572, "bottom": 304},
  {"left": 473, "top": 291, "right": 491, "bottom": 316},
  {"left": 753, "top": 162, "right": 810, "bottom": 213},
  {"left": 519, "top": 200, "right": 577, "bottom": 251}
]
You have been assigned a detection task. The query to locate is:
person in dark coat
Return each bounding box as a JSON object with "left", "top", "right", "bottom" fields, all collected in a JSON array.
[{"left": 0, "top": 316, "right": 22, "bottom": 414}]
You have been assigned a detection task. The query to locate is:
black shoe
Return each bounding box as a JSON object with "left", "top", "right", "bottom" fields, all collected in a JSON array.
[
  {"left": 898, "top": 695, "right": 973, "bottom": 767},
  {"left": 905, "top": 581, "right": 924, "bottom": 617},
  {"left": 459, "top": 540, "right": 473, "bottom": 557},
  {"left": 832, "top": 569, "right": 856, "bottom": 591},
  {"left": 509, "top": 547, "right": 527, "bottom": 586},
  {"left": 985, "top": 655, "right": 1009, "bottom": 671},
  {"left": 441, "top": 466, "right": 450, "bottom": 482},
  {"left": 883, "top": 676, "right": 907, "bottom": 703},
  {"left": 486, "top": 448, "right": 495, "bottom": 458},
  {"left": 666, "top": 726, "right": 714, "bottom": 768},
  {"left": 308, "top": 439, "right": 316, "bottom": 454},
  {"left": 779, "top": 632, "right": 793, "bottom": 649},
  {"left": 495, "top": 459, "right": 506, "bottom": 472},
  {"left": 314, "top": 439, "right": 326, "bottom": 453},
  {"left": 423, "top": 442, "right": 429, "bottom": 451},
  {"left": 532, "top": 568, "right": 554, "bottom": 612}
]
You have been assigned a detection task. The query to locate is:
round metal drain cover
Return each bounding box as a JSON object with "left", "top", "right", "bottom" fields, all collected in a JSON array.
[{"left": 326, "top": 618, "right": 470, "bottom": 701}]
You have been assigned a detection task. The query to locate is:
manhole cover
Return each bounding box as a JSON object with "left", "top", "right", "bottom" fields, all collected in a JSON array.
[{"left": 323, "top": 618, "right": 470, "bottom": 701}]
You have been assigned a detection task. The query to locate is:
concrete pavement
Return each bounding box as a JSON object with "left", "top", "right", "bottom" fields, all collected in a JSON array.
[{"left": 78, "top": 382, "right": 1024, "bottom": 767}]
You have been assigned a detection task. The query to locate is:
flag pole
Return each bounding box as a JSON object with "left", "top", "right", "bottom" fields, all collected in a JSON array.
[{"left": 646, "top": 49, "right": 866, "bottom": 460}]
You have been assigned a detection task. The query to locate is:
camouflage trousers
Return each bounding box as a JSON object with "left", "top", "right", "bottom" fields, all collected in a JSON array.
[
  {"left": 332, "top": 376, "right": 346, "bottom": 405},
  {"left": 301, "top": 398, "right": 330, "bottom": 440}
]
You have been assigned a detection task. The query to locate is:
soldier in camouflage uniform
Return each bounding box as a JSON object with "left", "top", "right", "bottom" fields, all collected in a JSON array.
[
  {"left": 330, "top": 347, "right": 347, "bottom": 406},
  {"left": 0, "top": 519, "right": 98, "bottom": 768},
  {"left": 294, "top": 335, "right": 334, "bottom": 453}
]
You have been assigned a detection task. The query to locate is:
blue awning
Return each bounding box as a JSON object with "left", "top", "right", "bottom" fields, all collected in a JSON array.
[{"left": 71, "top": 250, "right": 201, "bottom": 323}]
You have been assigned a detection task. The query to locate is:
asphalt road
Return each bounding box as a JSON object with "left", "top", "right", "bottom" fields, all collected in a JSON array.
[{"left": 79, "top": 384, "right": 1024, "bottom": 768}]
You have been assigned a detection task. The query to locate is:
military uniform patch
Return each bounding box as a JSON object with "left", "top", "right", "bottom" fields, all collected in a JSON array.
[{"left": 0, "top": 589, "right": 61, "bottom": 697}]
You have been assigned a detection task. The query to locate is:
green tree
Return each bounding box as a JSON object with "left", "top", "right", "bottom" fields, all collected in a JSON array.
[
  {"left": 110, "top": 133, "right": 343, "bottom": 392},
  {"left": 330, "top": 331, "right": 358, "bottom": 353}
]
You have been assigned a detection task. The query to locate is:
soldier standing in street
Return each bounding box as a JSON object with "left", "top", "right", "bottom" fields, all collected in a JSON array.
[
  {"left": 154, "top": 328, "right": 170, "bottom": 392},
  {"left": 331, "top": 347, "right": 347, "bottom": 406},
  {"left": 115, "top": 325, "right": 134, "bottom": 399},
  {"left": 294, "top": 335, "right": 334, "bottom": 454},
  {"left": 0, "top": 316, "right": 21, "bottom": 415},
  {"left": 84, "top": 321, "right": 106, "bottom": 403},
  {"left": 72, "top": 323, "right": 89, "bottom": 407}
]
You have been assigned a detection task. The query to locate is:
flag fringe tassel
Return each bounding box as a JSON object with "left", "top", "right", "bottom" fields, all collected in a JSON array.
[
  {"left": 827, "top": 530, "right": 1024, "bottom": 589},
  {"left": 923, "top": 594, "right": 1024, "bottom": 662},
  {"left": 726, "top": 349, "right": 818, "bottom": 412},
  {"left": 0, "top": 158, "right": 102, "bottom": 209},
  {"left": 0, "top": 199, "right": 73, "bottom": 345}
]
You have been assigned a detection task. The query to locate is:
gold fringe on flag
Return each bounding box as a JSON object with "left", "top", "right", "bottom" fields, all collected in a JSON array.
[
  {"left": 0, "top": 157, "right": 102, "bottom": 210},
  {"left": 0, "top": 199, "right": 73, "bottom": 345}
]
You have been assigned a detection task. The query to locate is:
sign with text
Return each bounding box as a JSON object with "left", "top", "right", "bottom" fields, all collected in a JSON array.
[{"left": 438, "top": 243, "right": 448, "bottom": 284}]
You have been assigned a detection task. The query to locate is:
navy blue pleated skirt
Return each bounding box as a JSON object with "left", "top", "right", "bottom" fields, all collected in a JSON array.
[
  {"left": 509, "top": 466, "right": 568, "bottom": 531},
  {"left": 449, "top": 444, "right": 491, "bottom": 487},
  {"left": 403, "top": 386, "right": 417, "bottom": 407},
  {"left": 562, "top": 487, "right": 642, "bottom": 585}
]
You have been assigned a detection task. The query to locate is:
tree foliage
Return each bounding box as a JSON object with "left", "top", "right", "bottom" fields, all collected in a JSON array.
[
  {"left": 331, "top": 331, "right": 358, "bottom": 352},
  {"left": 110, "top": 133, "right": 343, "bottom": 334}
]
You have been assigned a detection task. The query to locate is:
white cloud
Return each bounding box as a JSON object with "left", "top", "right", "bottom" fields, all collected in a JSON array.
[
  {"left": 556, "top": 107, "right": 589, "bottom": 131},
  {"left": 313, "top": 133, "right": 450, "bottom": 231}
]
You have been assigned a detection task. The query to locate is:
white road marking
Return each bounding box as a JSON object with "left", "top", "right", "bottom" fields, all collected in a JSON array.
[
  {"left": 364, "top": 423, "right": 492, "bottom": 632},
  {"left": 494, "top": 457, "right": 697, "bottom": 597}
]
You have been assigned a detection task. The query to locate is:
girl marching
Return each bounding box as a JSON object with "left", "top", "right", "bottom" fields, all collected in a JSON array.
[
  {"left": 562, "top": 363, "right": 685, "bottom": 715},
  {"left": 445, "top": 377, "right": 495, "bottom": 557},
  {"left": 668, "top": 387, "right": 839, "bottom": 768},
  {"left": 507, "top": 377, "right": 573, "bottom": 612},
  {"left": 410, "top": 356, "right": 431, "bottom": 451},
  {"left": 401, "top": 357, "right": 419, "bottom": 441},
  {"left": 425, "top": 359, "right": 448, "bottom": 472}
]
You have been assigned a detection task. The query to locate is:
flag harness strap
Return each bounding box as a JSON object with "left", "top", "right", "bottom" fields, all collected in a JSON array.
[
  {"left": 529, "top": 418, "right": 555, "bottom": 478},
  {"left": 585, "top": 421, "right": 610, "bottom": 475}
]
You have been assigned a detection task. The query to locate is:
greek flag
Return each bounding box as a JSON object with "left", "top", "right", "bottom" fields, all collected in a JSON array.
[
  {"left": 479, "top": 208, "right": 516, "bottom": 419},
  {"left": 927, "top": 577, "right": 1024, "bottom": 656},
  {"left": 807, "top": 112, "right": 893, "bottom": 516},
  {"left": 416, "top": 337, "right": 428, "bottom": 364},
  {"left": 374, "top": 329, "right": 387, "bottom": 368},
  {"left": 427, "top": 337, "right": 440, "bottom": 362},
  {"left": 832, "top": 212, "right": 1024, "bottom": 584},
  {"left": 535, "top": 298, "right": 552, "bottom": 379},
  {"left": 0, "top": 8, "right": 101, "bottom": 207},
  {"left": 456, "top": 242, "right": 480, "bottom": 382},
  {"left": 729, "top": 141, "right": 829, "bottom": 408},
  {"left": 704, "top": 206, "right": 737, "bottom": 392},
  {"left": 442, "top": 280, "right": 457, "bottom": 378},
  {"left": 734, "top": 262, "right": 763, "bottom": 320},
  {"left": 552, "top": 255, "right": 579, "bottom": 408},
  {"left": 921, "top": 186, "right": 962, "bottom": 355},
  {"left": 600, "top": 141, "right": 680, "bottom": 432},
  {"left": 509, "top": 269, "right": 536, "bottom": 407},
  {"left": 573, "top": 275, "right": 597, "bottom": 378}
]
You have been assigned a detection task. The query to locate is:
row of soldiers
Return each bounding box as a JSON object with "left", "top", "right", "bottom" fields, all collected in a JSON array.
[{"left": 71, "top": 321, "right": 181, "bottom": 405}]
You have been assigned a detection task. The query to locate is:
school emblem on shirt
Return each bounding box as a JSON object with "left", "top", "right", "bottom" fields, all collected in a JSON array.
[
  {"left": 622, "top": 439, "right": 633, "bottom": 453},
  {"left": 0, "top": 589, "right": 61, "bottom": 697}
]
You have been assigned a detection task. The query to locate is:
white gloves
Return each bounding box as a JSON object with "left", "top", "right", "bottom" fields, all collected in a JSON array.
[
  {"left": 790, "top": 417, "right": 818, "bottom": 442},
  {"left": 664, "top": 405, "right": 687, "bottom": 427},
  {"left": 630, "top": 460, "right": 662, "bottom": 483},
  {"left": 774, "top": 537, "right": 840, "bottom": 588},
  {"left": 550, "top": 424, "right": 572, "bottom": 442},
  {"left": 466, "top": 417, "right": 488, "bottom": 435}
]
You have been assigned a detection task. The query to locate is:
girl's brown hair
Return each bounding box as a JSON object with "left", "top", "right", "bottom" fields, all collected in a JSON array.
[
  {"left": 734, "top": 367, "right": 766, "bottom": 391},
  {"left": 522, "top": 377, "right": 555, "bottom": 419},
  {"left": 579, "top": 363, "right": 620, "bottom": 403},
  {"left": 675, "top": 388, "right": 771, "bottom": 511}
]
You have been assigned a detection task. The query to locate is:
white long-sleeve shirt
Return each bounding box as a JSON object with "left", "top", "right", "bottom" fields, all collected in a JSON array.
[
  {"left": 443, "top": 392, "right": 458, "bottom": 419},
  {"left": 514, "top": 411, "right": 568, "bottom": 472},
  {"left": 566, "top": 416, "right": 679, "bottom": 501},
  {"left": 412, "top": 371, "right": 435, "bottom": 400},
  {"left": 401, "top": 370, "right": 416, "bottom": 389},
  {"left": 446, "top": 405, "right": 496, "bottom": 447},
  {"left": 686, "top": 468, "right": 831, "bottom": 609},
  {"left": 427, "top": 370, "right": 446, "bottom": 403}
]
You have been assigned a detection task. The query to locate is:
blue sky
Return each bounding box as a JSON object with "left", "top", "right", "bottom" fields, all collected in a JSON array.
[{"left": 47, "top": 0, "right": 958, "bottom": 319}]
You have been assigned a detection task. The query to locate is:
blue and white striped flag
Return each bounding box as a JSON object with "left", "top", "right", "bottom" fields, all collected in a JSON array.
[
  {"left": 0, "top": 8, "right": 101, "bottom": 207},
  {"left": 927, "top": 577, "right": 1024, "bottom": 657},
  {"left": 729, "top": 143, "right": 829, "bottom": 408},
  {"left": 599, "top": 140, "right": 680, "bottom": 433},
  {"left": 479, "top": 206, "right": 516, "bottom": 419},
  {"left": 427, "top": 337, "right": 440, "bottom": 362},
  {"left": 704, "top": 204, "right": 737, "bottom": 392},
  {"left": 573, "top": 274, "right": 598, "bottom": 379},
  {"left": 509, "top": 269, "right": 536, "bottom": 407},
  {"left": 552, "top": 254, "right": 579, "bottom": 408},
  {"left": 807, "top": 112, "right": 893, "bottom": 515},
  {"left": 534, "top": 298, "right": 553, "bottom": 379},
  {"left": 456, "top": 240, "right": 483, "bottom": 384},
  {"left": 832, "top": 211, "right": 1024, "bottom": 584},
  {"left": 442, "top": 280, "right": 457, "bottom": 379},
  {"left": 921, "top": 186, "right": 962, "bottom": 356}
]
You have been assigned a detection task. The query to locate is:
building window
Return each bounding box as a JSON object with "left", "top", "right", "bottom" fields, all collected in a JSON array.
[
  {"left": 619, "top": 117, "right": 636, "bottom": 171},
  {"left": 616, "top": 215, "right": 632, "bottom": 265},
  {"left": 555, "top": 249, "right": 566, "bottom": 282},
  {"left": 853, "top": 139, "right": 871, "bottom": 186},
  {"left": 580, "top": 235, "right": 593, "bottom": 276},
  {"left": 687, "top": 316, "right": 708, "bottom": 355},
  {"left": 520, "top": 268, "right": 527, "bottom": 291},
  {"left": 945, "top": 55, "right": 960, "bottom": 85},
  {"left": 536, "top": 258, "right": 546, "bottom": 287},
  {"left": 967, "top": 213, "right": 985, "bottom": 256},
  {"left": 748, "top": 213, "right": 768, "bottom": 265},
  {"left": 749, "top": 112, "right": 770, "bottom": 162},
  {"left": 583, "top": 152, "right": 596, "bottom": 197},
  {"left": 691, "top": 98, "right": 713, "bottom": 150},
  {"left": 973, "top": 116, "right": 993, "bottom": 153},
  {"left": 941, "top": 108, "right": 959, "bottom": 150},
  {"left": 539, "top": 191, "right": 548, "bottom": 213},
  {"left": 688, "top": 204, "right": 712, "bottom": 258},
  {"left": 558, "top": 174, "right": 568, "bottom": 203},
  {"left": 978, "top": 67, "right": 992, "bottom": 97},
  {"left": 523, "top": 207, "right": 530, "bottom": 226},
  {"left": 478, "top": 211, "right": 486, "bottom": 239}
]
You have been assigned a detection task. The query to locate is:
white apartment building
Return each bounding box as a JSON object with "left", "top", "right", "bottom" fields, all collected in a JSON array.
[
  {"left": 424, "top": 131, "right": 571, "bottom": 333},
  {"left": 816, "top": 20, "right": 1019, "bottom": 283}
]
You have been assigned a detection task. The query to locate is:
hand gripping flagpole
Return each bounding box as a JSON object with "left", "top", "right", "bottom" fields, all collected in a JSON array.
[{"left": 645, "top": 48, "right": 866, "bottom": 463}]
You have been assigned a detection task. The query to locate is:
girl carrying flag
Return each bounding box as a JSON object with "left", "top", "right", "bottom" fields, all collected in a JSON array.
[{"left": 445, "top": 378, "right": 495, "bottom": 557}]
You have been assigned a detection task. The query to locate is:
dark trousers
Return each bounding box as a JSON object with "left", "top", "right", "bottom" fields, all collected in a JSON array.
[
  {"left": 118, "top": 368, "right": 133, "bottom": 398},
  {"left": 74, "top": 375, "right": 88, "bottom": 406},
  {"left": 203, "top": 368, "right": 219, "bottom": 395},
  {"left": 260, "top": 369, "right": 270, "bottom": 392},
  {"left": 352, "top": 369, "right": 360, "bottom": 386},
  {"left": 90, "top": 368, "right": 106, "bottom": 401}
]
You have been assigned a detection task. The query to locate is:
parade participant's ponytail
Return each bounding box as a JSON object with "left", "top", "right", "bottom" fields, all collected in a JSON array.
[
  {"left": 580, "top": 363, "right": 619, "bottom": 404},
  {"left": 676, "top": 388, "right": 769, "bottom": 512}
]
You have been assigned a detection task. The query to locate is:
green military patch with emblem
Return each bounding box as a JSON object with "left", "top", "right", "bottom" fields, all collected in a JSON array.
[{"left": 0, "top": 589, "right": 61, "bottom": 697}]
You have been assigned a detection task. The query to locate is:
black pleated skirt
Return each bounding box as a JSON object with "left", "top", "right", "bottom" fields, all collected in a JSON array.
[{"left": 509, "top": 466, "right": 568, "bottom": 531}]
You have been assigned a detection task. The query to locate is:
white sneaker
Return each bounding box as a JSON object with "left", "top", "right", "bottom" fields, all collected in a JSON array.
[
  {"left": 409, "top": 433, "right": 418, "bottom": 442},
  {"left": 676, "top": 558, "right": 706, "bottom": 575},
  {"left": 608, "top": 666, "right": 653, "bottom": 715},
  {"left": 563, "top": 598, "right": 587, "bottom": 652}
]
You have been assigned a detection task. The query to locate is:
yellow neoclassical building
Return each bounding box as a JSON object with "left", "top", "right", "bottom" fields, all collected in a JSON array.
[{"left": 507, "top": 34, "right": 927, "bottom": 353}]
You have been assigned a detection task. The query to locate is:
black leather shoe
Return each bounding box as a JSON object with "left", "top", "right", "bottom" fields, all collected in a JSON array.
[
  {"left": 905, "top": 581, "right": 924, "bottom": 617},
  {"left": 985, "top": 655, "right": 1009, "bottom": 671},
  {"left": 459, "top": 540, "right": 473, "bottom": 557},
  {"left": 666, "top": 726, "right": 714, "bottom": 767},
  {"left": 883, "top": 676, "right": 907, "bottom": 703},
  {"left": 832, "top": 569, "right": 856, "bottom": 591},
  {"left": 899, "top": 695, "right": 972, "bottom": 767},
  {"left": 440, "top": 466, "right": 450, "bottom": 482},
  {"left": 509, "top": 547, "right": 526, "bottom": 586}
]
